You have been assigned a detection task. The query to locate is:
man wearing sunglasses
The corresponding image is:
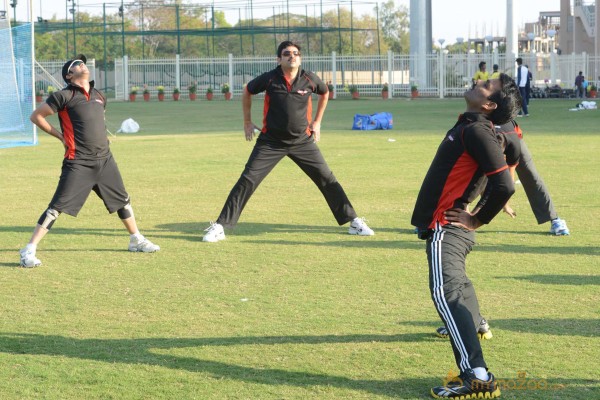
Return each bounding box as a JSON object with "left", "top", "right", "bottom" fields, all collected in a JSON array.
[
  {"left": 203, "top": 41, "right": 374, "bottom": 242},
  {"left": 19, "top": 54, "right": 160, "bottom": 268}
]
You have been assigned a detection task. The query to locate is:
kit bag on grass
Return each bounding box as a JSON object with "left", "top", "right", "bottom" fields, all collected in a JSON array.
[{"left": 352, "top": 112, "right": 393, "bottom": 130}]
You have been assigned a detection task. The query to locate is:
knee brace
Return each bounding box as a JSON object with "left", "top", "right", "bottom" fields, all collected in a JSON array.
[
  {"left": 117, "top": 203, "right": 134, "bottom": 220},
  {"left": 37, "top": 208, "right": 61, "bottom": 230}
]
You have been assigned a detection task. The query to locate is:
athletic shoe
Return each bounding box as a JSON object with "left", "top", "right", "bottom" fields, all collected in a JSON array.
[
  {"left": 550, "top": 218, "right": 570, "bottom": 236},
  {"left": 20, "top": 247, "right": 42, "bottom": 268},
  {"left": 348, "top": 217, "right": 374, "bottom": 236},
  {"left": 203, "top": 222, "right": 225, "bottom": 242},
  {"left": 128, "top": 237, "right": 160, "bottom": 252},
  {"left": 431, "top": 370, "right": 500, "bottom": 398},
  {"left": 435, "top": 319, "right": 493, "bottom": 340}
]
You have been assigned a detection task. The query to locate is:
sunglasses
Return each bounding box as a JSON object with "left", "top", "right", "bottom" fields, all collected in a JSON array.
[
  {"left": 281, "top": 50, "right": 301, "bottom": 57},
  {"left": 68, "top": 60, "right": 85, "bottom": 72}
]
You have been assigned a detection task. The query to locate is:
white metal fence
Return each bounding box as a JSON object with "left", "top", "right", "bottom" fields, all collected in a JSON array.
[{"left": 37, "top": 52, "right": 600, "bottom": 100}]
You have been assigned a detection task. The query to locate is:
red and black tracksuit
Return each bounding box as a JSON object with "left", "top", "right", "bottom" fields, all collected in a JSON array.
[
  {"left": 411, "top": 112, "right": 514, "bottom": 373},
  {"left": 216, "top": 66, "right": 358, "bottom": 228}
]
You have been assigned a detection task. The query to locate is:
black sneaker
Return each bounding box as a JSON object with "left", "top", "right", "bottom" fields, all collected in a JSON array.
[
  {"left": 435, "top": 319, "right": 493, "bottom": 340},
  {"left": 431, "top": 370, "right": 500, "bottom": 398}
]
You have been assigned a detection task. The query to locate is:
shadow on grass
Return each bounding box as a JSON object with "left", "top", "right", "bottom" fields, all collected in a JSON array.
[
  {"left": 400, "top": 318, "right": 600, "bottom": 338},
  {"left": 474, "top": 243, "right": 599, "bottom": 256},
  {"left": 158, "top": 222, "right": 351, "bottom": 236},
  {"left": 0, "top": 225, "right": 202, "bottom": 245},
  {"left": 1, "top": 331, "right": 596, "bottom": 397},
  {"left": 0, "top": 332, "right": 433, "bottom": 398},
  {"left": 505, "top": 274, "right": 600, "bottom": 286}
]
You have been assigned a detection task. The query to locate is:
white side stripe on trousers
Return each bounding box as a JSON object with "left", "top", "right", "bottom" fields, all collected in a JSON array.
[{"left": 430, "top": 222, "right": 471, "bottom": 372}]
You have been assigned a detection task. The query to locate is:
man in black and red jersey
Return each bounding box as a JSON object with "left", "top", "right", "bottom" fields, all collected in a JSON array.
[
  {"left": 411, "top": 74, "right": 521, "bottom": 399},
  {"left": 202, "top": 41, "right": 373, "bottom": 242},
  {"left": 19, "top": 54, "right": 159, "bottom": 268}
]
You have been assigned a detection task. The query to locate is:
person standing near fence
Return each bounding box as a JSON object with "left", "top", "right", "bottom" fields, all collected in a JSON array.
[
  {"left": 472, "top": 61, "right": 488, "bottom": 85},
  {"left": 516, "top": 58, "right": 530, "bottom": 116},
  {"left": 202, "top": 41, "right": 374, "bottom": 242},
  {"left": 575, "top": 71, "right": 585, "bottom": 99},
  {"left": 490, "top": 64, "right": 500, "bottom": 79},
  {"left": 525, "top": 65, "right": 532, "bottom": 105},
  {"left": 19, "top": 54, "right": 160, "bottom": 268}
]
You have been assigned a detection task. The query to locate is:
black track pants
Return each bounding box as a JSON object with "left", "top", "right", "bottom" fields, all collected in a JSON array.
[
  {"left": 515, "top": 139, "right": 557, "bottom": 224},
  {"left": 216, "top": 139, "right": 358, "bottom": 228},
  {"left": 427, "top": 223, "right": 487, "bottom": 372}
]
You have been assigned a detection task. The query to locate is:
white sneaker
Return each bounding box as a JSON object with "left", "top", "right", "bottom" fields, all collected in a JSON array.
[
  {"left": 203, "top": 222, "right": 225, "bottom": 242},
  {"left": 20, "top": 247, "right": 42, "bottom": 268},
  {"left": 550, "top": 218, "right": 570, "bottom": 236},
  {"left": 128, "top": 237, "right": 160, "bottom": 252},
  {"left": 348, "top": 217, "right": 374, "bottom": 236}
]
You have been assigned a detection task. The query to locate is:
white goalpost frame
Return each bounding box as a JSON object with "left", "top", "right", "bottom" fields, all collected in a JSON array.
[
  {"left": 0, "top": 0, "right": 36, "bottom": 145},
  {"left": 29, "top": 0, "right": 36, "bottom": 143}
]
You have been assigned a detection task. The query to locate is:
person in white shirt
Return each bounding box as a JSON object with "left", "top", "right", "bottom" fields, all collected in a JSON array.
[{"left": 515, "top": 58, "right": 529, "bottom": 116}]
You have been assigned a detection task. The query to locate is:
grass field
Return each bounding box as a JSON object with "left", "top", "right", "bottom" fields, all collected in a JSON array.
[{"left": 1, "top": 97, "right": 598, "bottom": 399}]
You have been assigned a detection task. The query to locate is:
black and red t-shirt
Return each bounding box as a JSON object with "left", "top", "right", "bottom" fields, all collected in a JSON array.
[
  {"left": 46, "top": 81, "right": 109, "bottom": 161},
  {"left": 246, "top": 66, "right": 328, "bottom": 145},
  {"left": 411, "top": 112, "right": 515, "bottom": 230}
]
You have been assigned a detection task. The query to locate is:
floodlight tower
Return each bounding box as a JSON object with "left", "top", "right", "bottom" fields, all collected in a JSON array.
[
  {"left": 506, "top": 0, "right": 518, "bottom": 61},
  {"left": 409, "top": 0, "right": 432, "bottom": 88}
]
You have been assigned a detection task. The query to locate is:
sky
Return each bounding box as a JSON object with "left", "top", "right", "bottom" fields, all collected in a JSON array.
[{"left": 12, "top": 0, "right": 561, "bottom": 45}]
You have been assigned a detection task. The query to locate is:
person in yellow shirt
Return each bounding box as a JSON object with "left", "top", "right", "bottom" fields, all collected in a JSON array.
[
  {"left": 472, "top": 61, "right": 488, "bottom": 84},
  {"left": 490, "top": 64, "right": 500, "bottom": 79}
]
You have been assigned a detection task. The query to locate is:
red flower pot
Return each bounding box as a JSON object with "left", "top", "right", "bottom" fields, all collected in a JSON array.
[
  {"left": 143, "top": 93, "right": 150, "bottom": 101},
  {"left": 224, "top": 92, "right": 232, "bottom": 100},
  {"left": 351, "top": 92, "right": 359, "bottom": 99},
  {"left": 158, "top": 93, "right": 165, "bottom": 102},
  {"left": 189, "top": 93, "right": 197, "bottom": 101},
  {"left": 206, "top": 92, "right": 213, "bottom": 101},
  {"left": 382, "top": 90, "right": 389, "bottom": 99},
  {"left": 173, "top": 93, "right": 180, "bottom": 101}
]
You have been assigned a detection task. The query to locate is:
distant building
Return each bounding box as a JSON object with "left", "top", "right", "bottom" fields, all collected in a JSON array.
[{"left": 558, "top": 0, "right": 599, "bottom": 56}]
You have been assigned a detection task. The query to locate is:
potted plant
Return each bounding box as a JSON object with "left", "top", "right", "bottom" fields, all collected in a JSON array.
[
  {"left": 173, "top": 87, "right": 180, "bottom": 101},
  {"left": 142, "top": 85, "right": 150, "bottom": 101},
  {"left": 410, "top": 83, "right": 419, "bottom": 98},
  {"left": 588, "top": 83, "right": 597, "bottom": 98},
  {"left": 188, "top": 82, "right": 197, "bottom": 101},
  {"left": 221, "top": 83, "right": 231, "bottom": 100},
  {"left": 327, "top": 81, "right": 334, "bottom": 100},
  {"left": 35, "top": 89, "right": 44, "bottom": 103},
  {"left": 129, "top": 86, "right": 138, "bottom": 102},
  {"left": 157, "top": 86, "right": 165, "bottom": 101},
  {"left": 348, "top": 84, "right": 359, "bottom": 99},
  {"left": 206, "top": 87, "right": 214, "bottom": 101},
  {"left": 382, "top": 83, "right": 389, "bottom": 99}
]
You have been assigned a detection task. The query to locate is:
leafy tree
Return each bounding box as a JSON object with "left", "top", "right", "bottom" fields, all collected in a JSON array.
[
  {"left": 34, "top": 2, "right": 400, "bottom": 59},
  {"left": 379, "top": 0, "right": 409, "bottom": 54}
]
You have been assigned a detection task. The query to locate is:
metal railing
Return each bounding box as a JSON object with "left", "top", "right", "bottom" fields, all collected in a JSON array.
[{"left": 36, "top": 52, "right": 600, "bottom": 100}]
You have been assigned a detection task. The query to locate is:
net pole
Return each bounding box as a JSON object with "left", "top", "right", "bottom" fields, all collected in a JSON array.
[{"left": 30, "top": 0, "right": 36, "bottom": 143}]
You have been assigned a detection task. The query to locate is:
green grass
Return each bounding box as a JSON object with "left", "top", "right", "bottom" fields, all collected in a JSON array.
[{"left": 1, "top": 98, "right": 598, "bottom": 399}]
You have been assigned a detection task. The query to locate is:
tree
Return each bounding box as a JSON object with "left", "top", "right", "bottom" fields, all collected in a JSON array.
[{"left": 379, "top": 0, "right": 409, "bottom": 54}]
